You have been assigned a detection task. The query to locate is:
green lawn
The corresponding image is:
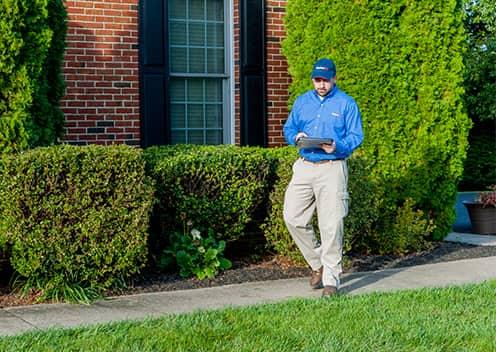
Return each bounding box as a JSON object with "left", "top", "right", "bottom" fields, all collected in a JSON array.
[{"left": 1, "top": 281, "right": 496, "bottom": 352}]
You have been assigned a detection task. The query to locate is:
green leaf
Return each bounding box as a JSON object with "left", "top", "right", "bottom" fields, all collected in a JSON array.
[
  {"left": 217, "top": 240, "right": 226, "bottom": 253},
  {"left": 195, "top": 269, "right": 207, "bottom": 280},
  {"left": 219, "top": 258, "right": 232, "bottom": 270},
  {"left": 204, "top": 248, "right": 218, "bottom": 262},
  {"left": 204, "top": 267, "right": 216, "bottom": 279}
]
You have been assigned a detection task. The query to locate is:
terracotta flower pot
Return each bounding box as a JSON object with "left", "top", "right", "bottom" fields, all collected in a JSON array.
[{"left": 463, "top": 201, "right": 496, "bottom": 235}]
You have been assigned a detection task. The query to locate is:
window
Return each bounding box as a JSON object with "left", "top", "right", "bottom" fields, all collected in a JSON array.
[{"left": 168, "top": 0, "right": 229, "bottom": 144}]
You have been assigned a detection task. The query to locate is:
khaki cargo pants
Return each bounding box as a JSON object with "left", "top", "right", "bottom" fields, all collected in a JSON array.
[{"left": 283, "top": 158, "right": 349, "bottom": 287}]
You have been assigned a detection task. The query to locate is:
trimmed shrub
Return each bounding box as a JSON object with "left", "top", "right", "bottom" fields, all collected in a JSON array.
[
  {"left": 367, "top": 198, "right": 435, "bottom": 255},
  {"left": 144, "top": 145, "right": 271, "bottom": 251},
  {"left": 341, "top": 152, "right": 385, "bottom": 255},
  {"left": 260, "top": 147, "right": 303, "bottom": 262},
  {"left": 261, "top": 147, "right": 432, "bottom": 258},
  {"left": 283, "top": 0, "right": 471, "bottom": 240},
  {"left": 0, "top": 145, "right": 154, "bottom": 301},
  {"left": 0, "top": 0, "right": 66, "bottom": 155}
]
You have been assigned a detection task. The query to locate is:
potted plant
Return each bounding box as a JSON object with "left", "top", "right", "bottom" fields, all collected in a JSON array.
[{"left": 463, "top": 185, "right": 496, "bottom": 235}]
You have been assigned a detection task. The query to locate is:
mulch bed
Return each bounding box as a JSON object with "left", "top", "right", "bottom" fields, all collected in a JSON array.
[{"left": 1, "top": 241, "right": 496, "bottom": 308}]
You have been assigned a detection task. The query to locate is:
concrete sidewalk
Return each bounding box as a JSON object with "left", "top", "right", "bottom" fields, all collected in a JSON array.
[
  {"left": 445, "top": 232, "right": 496, "bottom": 246},
  {"left": 2, "top": 255, "right": 496, "bottom": 337}
]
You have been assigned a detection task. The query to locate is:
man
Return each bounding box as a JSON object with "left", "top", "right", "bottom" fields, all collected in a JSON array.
[{"left": 283, "top": 58, "right": 364, "bottom": 297}]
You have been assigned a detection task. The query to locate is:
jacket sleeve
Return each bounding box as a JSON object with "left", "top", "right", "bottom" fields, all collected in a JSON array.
[
  {"left": 334, "top": 100, "right": 364, "bottom": 157},
  {"left": 283, "top": 98, "right": 302, "bottom": 146}
]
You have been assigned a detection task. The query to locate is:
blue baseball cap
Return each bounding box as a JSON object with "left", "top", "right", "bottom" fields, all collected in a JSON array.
[{"left": 311, "top": 58, "right": 336, "bottom": 80}]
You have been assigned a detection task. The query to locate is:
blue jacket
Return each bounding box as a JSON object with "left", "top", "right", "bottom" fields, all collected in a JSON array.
[{"left": 283, "top": 85, "right": 364, "bottom": 161}]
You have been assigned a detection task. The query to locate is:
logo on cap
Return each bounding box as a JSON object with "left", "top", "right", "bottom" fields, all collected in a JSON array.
[{"left": 311, "top": 58, "right": 336, "bottom": 80}]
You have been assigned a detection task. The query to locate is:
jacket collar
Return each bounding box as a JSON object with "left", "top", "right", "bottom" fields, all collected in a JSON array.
[{"left": 312, "top": 85, "right": 338, "bottom": 102}]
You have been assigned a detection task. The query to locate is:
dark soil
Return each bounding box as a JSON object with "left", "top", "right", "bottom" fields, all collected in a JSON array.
[{"left": 2, "top": 241, "right": 496, "bottom": 307}]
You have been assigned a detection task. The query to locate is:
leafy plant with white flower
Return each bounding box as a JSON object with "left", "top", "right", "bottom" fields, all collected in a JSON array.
[{"left": 160, "top": 224, "right": 232, "bottom": 280}]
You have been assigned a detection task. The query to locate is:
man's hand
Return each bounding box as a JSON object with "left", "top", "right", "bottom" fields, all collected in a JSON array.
[
  {"left": 320, "top": 141, "right": 336, "bottom": 154},
  {"left": 295, "top": 132, "right": 308, "bottom": 143}
]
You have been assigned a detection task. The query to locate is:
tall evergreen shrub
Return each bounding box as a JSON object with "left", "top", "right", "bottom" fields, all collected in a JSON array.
[
  {"left": 283, "top": 0, "right": 471, "bottom": 240},
  {"left": 0, "top": 0, "right": 66, "bottom": 154},
  {"left": 29, "top": 0, "right": 67, "bottom": 147}
]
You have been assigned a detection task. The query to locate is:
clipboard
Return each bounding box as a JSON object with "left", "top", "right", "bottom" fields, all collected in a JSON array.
[{"left": 296, "top": 137, "right": 334, "bottom": 150}]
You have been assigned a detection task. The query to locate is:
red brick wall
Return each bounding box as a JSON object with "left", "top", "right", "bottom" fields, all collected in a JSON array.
[
  {"left": 62, "top": 0, "right": 140, "bottom": 146},
  {"left": 265, "top": 0, "right": 290, "bottom": 147},
  {"left": 62, "top": 0, "right": 289, "bottom": 147}
]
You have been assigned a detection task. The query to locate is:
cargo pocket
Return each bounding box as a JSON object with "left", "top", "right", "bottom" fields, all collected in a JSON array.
[{"left": 338, "top": 191, "right": 350, "bottom": 217}]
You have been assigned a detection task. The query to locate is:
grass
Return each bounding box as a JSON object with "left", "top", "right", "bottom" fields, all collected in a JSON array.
[{"left": 1, "top": 281, "right": 496, "bottom": 351}]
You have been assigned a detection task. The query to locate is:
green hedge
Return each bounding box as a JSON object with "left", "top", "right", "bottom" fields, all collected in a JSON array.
[
  {"left": 0, "top": 143, "right": 439, "bottom": 298},
  {"left": 260, "top": 147, "right": 302, "bottom": 262},
  {"left": 143, "top": 145, "right": 271, "bottom": 252},
  {"left": 144, "top": 145, "right": 433, "bottom": 261},
  {"left": 261, "top": 147, "right": 434, "bottom": 258},
  {"left": 0, "top": 145, "right": 154, "bottom": 300},
  {"left": 0, "top": 0, "right": 66, "bottom": 155},
  {"left": 283, "top": 0, "right": 471, "bottom": 239}
]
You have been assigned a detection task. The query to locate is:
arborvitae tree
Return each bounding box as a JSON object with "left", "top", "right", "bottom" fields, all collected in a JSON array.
[
  {"left": 0, "top": 0, "right": 67, "bottom": 154},
  {"left": 29, "top": 0, "right": 67, "bottom": 147},
  {"left": 283, "top": 0, "right": 471, "bottom": 240}
]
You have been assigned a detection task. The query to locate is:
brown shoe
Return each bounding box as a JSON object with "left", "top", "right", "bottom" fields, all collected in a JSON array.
[
  {"left": 322, "top": 286, "right": 338, "bottom": 298},
  {"left": 310, "top": 267, "right": 323, "bottom": 289}
]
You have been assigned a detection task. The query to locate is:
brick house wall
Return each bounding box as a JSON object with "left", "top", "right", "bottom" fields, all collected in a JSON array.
[
  {"left": 62, "top": 0, "right": 289, "bottom": 147},
  {"left": 265, "top": 0, "right": 290, "bottom": 147}
]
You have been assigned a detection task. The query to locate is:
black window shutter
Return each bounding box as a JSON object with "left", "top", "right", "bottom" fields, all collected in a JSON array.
[
  {"left": 139, "top": 0, "right": 169, "bottom": 147},
  {"left": 240, "top": 0, "right": 266, "bottom": 146}
]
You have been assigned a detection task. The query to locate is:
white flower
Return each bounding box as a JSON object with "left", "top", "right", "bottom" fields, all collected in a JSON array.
[{"left": 191, "top": 229, "right": 202, "bottom": 240}]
